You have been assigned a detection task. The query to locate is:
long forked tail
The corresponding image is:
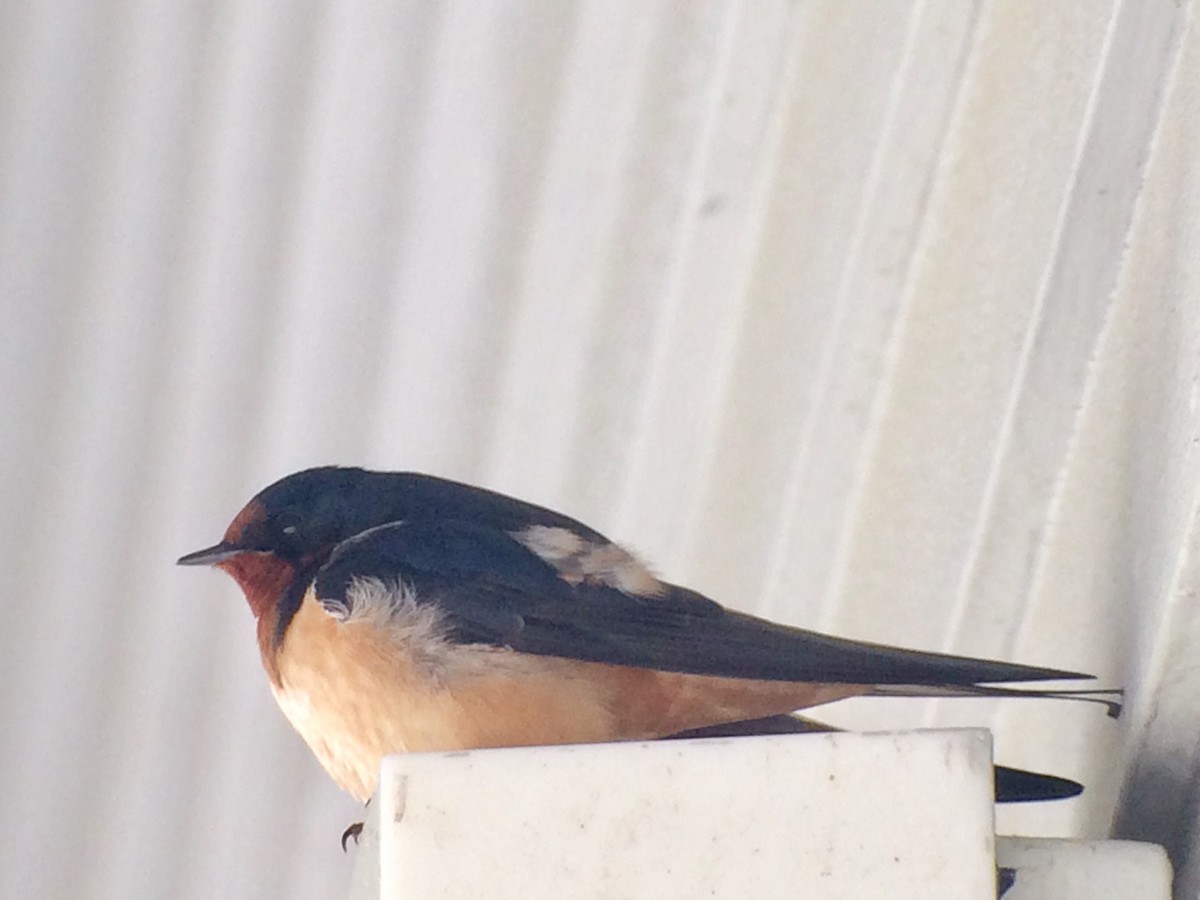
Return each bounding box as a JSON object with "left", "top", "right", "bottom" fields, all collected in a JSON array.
[{"left": 868, "top": 683, "right": 1124, "bottom": 718}]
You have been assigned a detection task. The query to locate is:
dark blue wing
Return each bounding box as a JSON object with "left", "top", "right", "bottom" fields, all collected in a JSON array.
[{"left": 313, "top": 520, "right": 1092, "bottom": 686}]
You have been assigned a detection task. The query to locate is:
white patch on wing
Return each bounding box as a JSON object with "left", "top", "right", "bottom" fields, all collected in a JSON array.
[
  {"left": 342, "top": 577, "right": 455, "bottom": 678},
  {"left": 512, "top": 525, "right": 663, "bottom": 597},
  {"left": 318, "top": 576, "right": 546, "bottom": 681}
]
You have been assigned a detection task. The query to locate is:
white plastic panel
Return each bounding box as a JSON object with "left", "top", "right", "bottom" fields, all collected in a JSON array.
[
  {"left": 358, "top": 731, "right": 997, "bottom": 900},
  {"left": 997, "top": 836, "right": 1172, "bottom": 899}
]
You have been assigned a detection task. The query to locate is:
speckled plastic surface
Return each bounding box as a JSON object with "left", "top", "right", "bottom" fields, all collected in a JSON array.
[
  {"left": 997, "top": 836, "right": 1171, "bottom": 898},
  {"left": 347, "top": 730, "right": 998, "bottom": 899}
]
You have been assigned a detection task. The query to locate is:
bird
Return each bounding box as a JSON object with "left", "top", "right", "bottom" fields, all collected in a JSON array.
[{"left": 178, "top": 466, "right": 1119, "bottom": 806}]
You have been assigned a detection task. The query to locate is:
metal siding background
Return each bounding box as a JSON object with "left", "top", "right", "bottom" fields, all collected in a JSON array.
[{"left": 2, "top": 1, "right": 1198, "bottom": 898}]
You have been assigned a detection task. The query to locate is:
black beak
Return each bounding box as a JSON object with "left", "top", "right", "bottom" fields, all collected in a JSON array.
[{"left": 177, "top": 541, "right": 247, "bottom": 566}]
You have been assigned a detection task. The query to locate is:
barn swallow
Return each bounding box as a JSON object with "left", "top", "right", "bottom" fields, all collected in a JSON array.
[{"left": 178, "top": 466, "right": 1119, "bottom": 806}]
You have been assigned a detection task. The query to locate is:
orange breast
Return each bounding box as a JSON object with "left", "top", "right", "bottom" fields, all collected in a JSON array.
[{"left": 268, "top": 587, "right": 868, "bottom": 801}]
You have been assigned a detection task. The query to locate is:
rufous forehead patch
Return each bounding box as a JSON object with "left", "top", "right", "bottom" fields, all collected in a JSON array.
[{"left": 224, "top": 498, "right": 267, "bottom": 543}]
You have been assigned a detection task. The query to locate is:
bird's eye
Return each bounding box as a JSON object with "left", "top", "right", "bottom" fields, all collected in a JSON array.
[{"left": 273, "top": 510, "right": 303, "bottom": 539}]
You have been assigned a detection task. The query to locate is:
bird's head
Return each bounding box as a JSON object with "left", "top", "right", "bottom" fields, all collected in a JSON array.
[{"left": 177, "top": 466, "right": 386, "bottom": 618}]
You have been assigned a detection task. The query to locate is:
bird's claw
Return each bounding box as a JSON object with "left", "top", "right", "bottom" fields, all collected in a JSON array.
[{"left": 341, "top": 821, "right": 364, "bottom": 852}]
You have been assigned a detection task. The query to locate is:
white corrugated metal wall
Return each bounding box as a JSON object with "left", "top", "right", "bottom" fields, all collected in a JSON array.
[{"left": 3, "top": 1, "right": 1199, "bottom": 898}]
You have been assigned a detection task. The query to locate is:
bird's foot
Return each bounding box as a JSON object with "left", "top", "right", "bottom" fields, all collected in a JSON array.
[{"left": 341, "top": 821, "right": 363, "bottom": 852}]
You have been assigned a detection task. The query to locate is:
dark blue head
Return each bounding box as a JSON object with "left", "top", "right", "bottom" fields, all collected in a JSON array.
[
  {"left": 176, "top": 466, "right": 390, "bottom": 568},
  {"left": 178, "top": 464, "right": 601, "bottom": 622}
]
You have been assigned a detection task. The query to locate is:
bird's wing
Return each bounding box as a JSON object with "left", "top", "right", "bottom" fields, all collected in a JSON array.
[{"left": 313, "top": 519, "right": 1092, "bottom": 686}]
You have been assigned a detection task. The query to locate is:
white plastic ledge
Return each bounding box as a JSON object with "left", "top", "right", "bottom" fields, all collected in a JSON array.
[{"left": 344, "top": 730, "right": 1169, "bottom": 900}]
